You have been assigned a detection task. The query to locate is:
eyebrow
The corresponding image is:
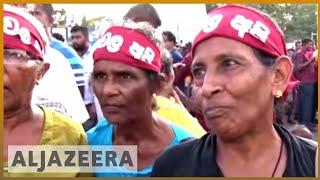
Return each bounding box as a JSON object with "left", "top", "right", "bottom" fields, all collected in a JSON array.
[{"left": 192, "top": 53, "right": 248, "bottom": 68}]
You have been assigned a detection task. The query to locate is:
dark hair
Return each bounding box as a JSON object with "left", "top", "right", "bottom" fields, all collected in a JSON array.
[
  {"left": 70, "top": 25, "right": 89, "bottom": 38},
  {"left": 162, "top": 31, "right": 177, "bottom": 44},
  {"left": 251, "top": 48, "right": 277, "bottom": 67},
  {"left": 295, "top": 40, "right": 301, "bottom": 46},
  {"left": 144, "top": 70, "right": 161, "bottom": 110},
  {"left": 301, "top": 38, "right": 313, "bottom": 46},
  {"left": 37, "top": 4, "right": 54, "bottom": 24},
  {"left": 124, "top": 4, "right": 161, "bottom": 28},
  {"left": 52, "top": 33, "right": 65, "bottom": 42}
]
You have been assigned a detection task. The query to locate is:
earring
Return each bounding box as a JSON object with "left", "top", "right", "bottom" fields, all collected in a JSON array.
[{"left": 275, "top": 90, "right": 282, "bottom": 98}]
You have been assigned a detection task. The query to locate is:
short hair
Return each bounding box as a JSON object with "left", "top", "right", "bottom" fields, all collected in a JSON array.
[
  {"left": 52, "top": 33, "right": 65, "bottom": 42},
  {"left": 301, "top": 38, "right": 313, "bottom": 46},
  {"left": 70, "top": 25, "right": 89, "bottom": 38},
  {"left": 124, "top": 4, "right": 161, "bottom": 28},
  {"left": 37, "top": 4, "right": 54, "bottom": 24},
  {"left": 162, "top": 31, "right": 177, "bottom": 44}
]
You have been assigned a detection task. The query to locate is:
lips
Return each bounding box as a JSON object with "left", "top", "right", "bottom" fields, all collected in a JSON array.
[
  {"left": 101, "top": 102, "right": 124, "bottom": 113},
  {"left": 203, "top": 106, "right": 230, "bottom": 120}
]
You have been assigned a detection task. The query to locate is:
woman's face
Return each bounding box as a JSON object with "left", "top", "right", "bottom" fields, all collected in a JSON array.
[
  {"left": 92, "top": 60, "right": 153, "bottom": 125},
  {"left": 191, "top": 37, "right": 275, "bottom": 140},
  {"left": 4, "top": 49, "right": 41, "bottom": 112}
]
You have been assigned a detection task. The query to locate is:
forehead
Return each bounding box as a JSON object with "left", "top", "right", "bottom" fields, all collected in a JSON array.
[
  {"left": 193, "top": 37, "right": 255, "bottom": 61},
  {"left": 94, "top": 60, "right": 147, "bottom": 75}
]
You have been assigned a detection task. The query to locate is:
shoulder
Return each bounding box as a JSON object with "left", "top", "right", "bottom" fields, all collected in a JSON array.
[
  {"left": 277, "top": 124, "right": 317, "bottom": 153},
  {"left": 170, "top": 122, "right": 196, "bottom": 143},
  {"left": 86, "top": 119, "right": 113, "bottom": 145},
  {"left": 50, "top": 40, "right": 82, "bottom": 60},
  {"left": 151, "top": 133, "right": 212, "bottom": 176},
  {"left": 42, "top": 107, "right": 87, "bottom": 145},
  {"left": 275, "top": 124, "right": 317, "bottom": 176}
]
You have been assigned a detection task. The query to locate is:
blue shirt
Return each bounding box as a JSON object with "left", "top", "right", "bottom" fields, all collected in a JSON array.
[
  {"left": 49, "top": 39, "right": 86, "bottom": 86},
  {"left": 86, "top": 119, "right": 194, "bottom": 177},
  {"left": 171, "top": 48, "right": 183, "bottom": 64}
]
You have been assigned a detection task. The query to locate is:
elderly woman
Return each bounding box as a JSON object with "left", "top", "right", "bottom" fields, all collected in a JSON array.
[
  {"left": 151, "top": 5, "right": 317, "bottom": 177},
  {"left": 86, "top": 24, "right": 194, "bottom": 177},
  {"left": 3, "top": 5, "right": 87, "bottom": 177}
]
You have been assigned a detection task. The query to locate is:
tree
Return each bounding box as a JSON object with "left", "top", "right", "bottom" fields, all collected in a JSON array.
[
  {"left": 53, "top": 8, "right": 67, "bottom": 28},
  {"left": 247, "top": 4, "right": 317, "bottom": 42},
  {"left": 81, "top": 16, "right": 106, "bottom": 30}
]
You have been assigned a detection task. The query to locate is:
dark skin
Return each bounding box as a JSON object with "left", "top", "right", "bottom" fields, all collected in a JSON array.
[
  {"left": 71, "top": 31, "right": 89, "bottom": 57},
  {"left": 294, "top": 42, "right": 317, "bottom": 71},
  {"left": 4, "top": 49, "right": 49, "bottom": 161},
  {"left": 92, "top": 60, "right": 174, "bottom": 170},
  {"left": 191, "top": 37, "right": 292, "bottom": 177}
]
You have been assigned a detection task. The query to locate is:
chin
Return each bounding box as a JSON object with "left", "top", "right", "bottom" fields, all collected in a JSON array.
[{"left": 103, "top": 113, "right": 125, "bottom": 125}]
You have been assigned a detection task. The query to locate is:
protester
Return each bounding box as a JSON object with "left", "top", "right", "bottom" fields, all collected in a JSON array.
[
  {"left": 3, "top": 5, "right": 88, "bottom": 177},
  {"left": 86, "top": 24, "right": 194, "bottom": 177},
  {"left": 123, "top": 4, "right": 161, "bottom": 29},
  {"left": 155, "top": 48, "right": 206, "bottom": 137},
  {"left": 295, "top": 40, "right": 302, "bottom": 52},
  {"left": 162, "top": 31, "right": 184, "bottom": 64},
  {"left": 31, "top": 4, "right": 89, "bottom": 123},
  {"left": 70, "top": 25, "right": 98, "bottom": 127},
  {"left": 33, "top": 4, "right": 86, "bottom": 90},
  {"left": 151, "top": 5, "right": 317, "bottom": 177},
  {"left": 293, "top": 39, "right": 317, "bottom": 131}
]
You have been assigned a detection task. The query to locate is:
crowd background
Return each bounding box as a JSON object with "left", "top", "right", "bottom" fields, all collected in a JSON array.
[
  {"left": 3, "top": 3, "right": 318, "bottom": 177},
  {"left": 10, "top": 3, "right": 318, "bottom": 140}
]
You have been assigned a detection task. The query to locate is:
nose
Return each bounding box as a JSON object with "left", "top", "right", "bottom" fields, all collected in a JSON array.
[
  {"left": 201, "top": 73, "right": 223, "bottom": 98},
  {"left": 101, "top": 79, "right": 120, "bottom": 98}
]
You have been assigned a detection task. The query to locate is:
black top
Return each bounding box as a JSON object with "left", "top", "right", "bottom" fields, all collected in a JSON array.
[{"left": 151, "top": 124, "right": 317, "bottom": 177}]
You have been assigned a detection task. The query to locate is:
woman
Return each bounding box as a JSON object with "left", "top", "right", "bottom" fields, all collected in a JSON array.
[
  {"left": 155, "top": 48, "right": 206, "bottom": 138},
  {"left": 4, "top": 5, "right": 87, "bottom": 177},
  {"left": 86, "top": 24, "right": 194, "bottom": 177},
  {"left": 151, "top": 5, "right": 317, "bottom": 177}
]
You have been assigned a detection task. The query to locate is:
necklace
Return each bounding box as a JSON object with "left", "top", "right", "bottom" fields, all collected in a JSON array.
[{"left": 271, "top": 139, "right": 284, "bottom": 177}]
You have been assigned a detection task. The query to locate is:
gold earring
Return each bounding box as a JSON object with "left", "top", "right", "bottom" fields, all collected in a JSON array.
[{"left": 275, "top": 90, "right": 282, "bottom": 98}]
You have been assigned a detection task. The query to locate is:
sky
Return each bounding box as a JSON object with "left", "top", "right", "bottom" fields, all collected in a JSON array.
[{"left": 53, "top": 4, "right": 208, "bottom": 44}]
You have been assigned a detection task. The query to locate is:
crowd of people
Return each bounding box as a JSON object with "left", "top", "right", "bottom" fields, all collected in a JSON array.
[{"left": 3, "top": 3, "right": 318, "bottom": 177}]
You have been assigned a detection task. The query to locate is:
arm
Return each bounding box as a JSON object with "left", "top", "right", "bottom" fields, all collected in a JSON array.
[{"left": 294, "top": 53, "right": 316, "bottom": 71}]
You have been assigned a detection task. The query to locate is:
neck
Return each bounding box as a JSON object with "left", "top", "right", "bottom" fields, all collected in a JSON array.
[
  {"left": 217, "top": 122, "right": 281, "bottom": 161},
  {"left": 114, "top": 111, "right": 159, "bottom": 144},
  {"left": 4, "top": 105, "right": 34, "bottom": 131}
]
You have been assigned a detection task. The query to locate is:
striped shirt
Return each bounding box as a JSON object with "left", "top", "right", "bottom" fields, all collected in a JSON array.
[{"left": 49, "top": 39, "right": 86, "bottom": 86}]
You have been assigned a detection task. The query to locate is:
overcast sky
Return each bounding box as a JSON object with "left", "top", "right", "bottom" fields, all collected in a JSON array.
[{"left": 53, "top": 4, "right": 208, "bottom": 43}]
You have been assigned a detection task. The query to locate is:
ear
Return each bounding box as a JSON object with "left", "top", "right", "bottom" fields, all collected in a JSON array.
[
  {"left": 149, "top": 73, "right": 165, "bottom": 95},
  {"left": 271, "top": 56, "right": 293, "bottom": 96},
  {"left": 36, "top": 62, "right": 50, "bottom": 85}
]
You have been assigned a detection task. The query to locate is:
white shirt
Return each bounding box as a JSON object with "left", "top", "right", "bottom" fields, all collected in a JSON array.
[{"left": 32, "top": 47, "right": 89, "bottom": 123}]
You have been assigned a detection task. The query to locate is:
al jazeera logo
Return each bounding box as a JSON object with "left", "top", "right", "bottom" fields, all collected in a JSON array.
[{"left": 7, "top": 145, "right": 137, "bottom": 173}]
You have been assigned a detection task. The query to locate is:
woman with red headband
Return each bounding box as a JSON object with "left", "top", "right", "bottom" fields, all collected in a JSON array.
[
  {"left": 3, "top": 5, "right": 87, "bottom": 177},
  {"left": 151, "top": 5, "right": 317, "bottom": 177},
  {"left": 86, "top": 23, "right": 194, "bottom": 177}
]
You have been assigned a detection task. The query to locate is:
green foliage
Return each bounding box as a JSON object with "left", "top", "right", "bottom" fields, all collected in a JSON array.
[
  {"left": 247, "top": 4, "right": 318, "bottom": 42},
  {"left": 53, "top": 8, "right": 67, "bottom": 28}
]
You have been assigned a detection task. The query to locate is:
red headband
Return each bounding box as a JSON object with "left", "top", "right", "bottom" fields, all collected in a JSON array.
[
  {"left": 93, "top": 26, "right": 161, "bottom": 73},
  {"left": 192, "top": 5, "right": 286, "bottom": 58},
  {"left": 4, "top": 5, "right": 48, "bottom": 60},
  {"left": 192, "top": 5, "right": 298, "bottom": 100}
]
